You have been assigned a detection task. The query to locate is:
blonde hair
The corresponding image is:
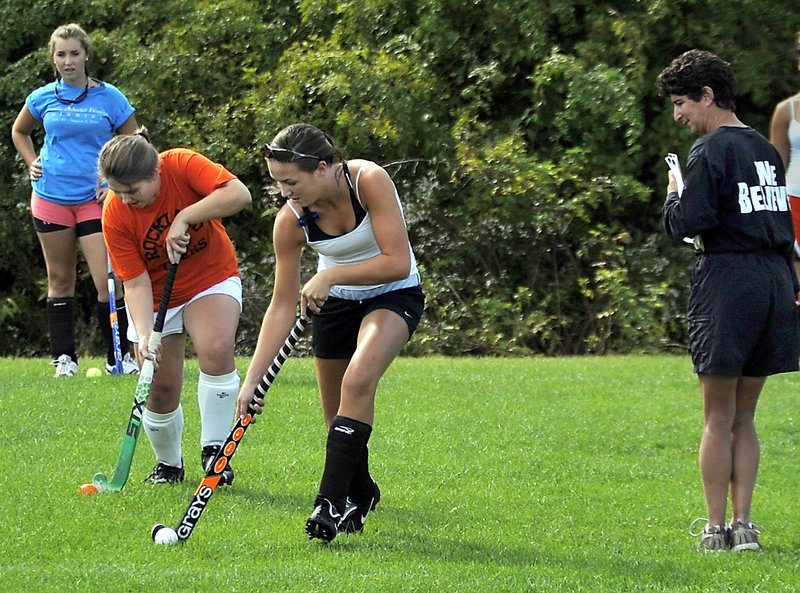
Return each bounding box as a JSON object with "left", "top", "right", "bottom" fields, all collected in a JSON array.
[
  {"left": 49, "top": 23, "right": 93, "bottom": 77},
  {"left": 97, "top": 127, "right": 159, "bottom": 182}
]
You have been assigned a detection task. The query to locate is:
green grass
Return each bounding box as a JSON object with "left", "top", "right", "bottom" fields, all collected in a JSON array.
[{"left": 2, "top": 355, "right": 800, "bottom": 592}]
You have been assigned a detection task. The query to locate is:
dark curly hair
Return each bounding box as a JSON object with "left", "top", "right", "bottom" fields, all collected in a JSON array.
[{"left": 657, "top": 49, "right": 737, "bottom": 112}]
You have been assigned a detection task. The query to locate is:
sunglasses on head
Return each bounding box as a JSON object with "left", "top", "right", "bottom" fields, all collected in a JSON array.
[{"left": 265, "top": 144, "right": 323, "bottom": 163}]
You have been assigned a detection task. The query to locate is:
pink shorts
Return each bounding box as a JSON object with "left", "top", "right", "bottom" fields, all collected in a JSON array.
[{"left": 31, "top": 192, "right": 102, "bottom": 233}]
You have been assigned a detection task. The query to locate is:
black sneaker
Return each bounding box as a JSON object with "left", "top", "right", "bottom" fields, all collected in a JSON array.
[
  {"left": 339, "top": 480, "right": 381, "bottom": 535},
  {"left": 202, "top": 445, "right": 235, "bottom": 485},
  {"left": 144, "top": 461, "right": 185, "bottom": 484},
  {"left": 305, "top": 497, "right": 344, "bottom": 543}
]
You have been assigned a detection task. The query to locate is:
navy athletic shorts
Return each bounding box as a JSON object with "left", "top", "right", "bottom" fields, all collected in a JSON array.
[
  {"left": 688, "top": 251, "right": 800, "bottom": 376},
  {"left": 312, "top": 285, "right": 425, "bottom": 359}
]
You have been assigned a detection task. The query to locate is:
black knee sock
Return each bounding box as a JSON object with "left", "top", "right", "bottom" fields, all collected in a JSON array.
[
  {"left": 47, "top": 297, "right": 76, "bottom": 361},
  {"left": 317, "top": 415, "right": 372, "bottom": 506},
  {"left": 115, "top": 298, "right": 131, "bottom": 355},
  {"left": 98, "top": 299, "right": 131, "bottom": 366},
  {"left": 349, "top": 444, "right": 373, "bottom": 500},
  {"left": 97, "top": 300, "right": 115, "bottom": 366}
]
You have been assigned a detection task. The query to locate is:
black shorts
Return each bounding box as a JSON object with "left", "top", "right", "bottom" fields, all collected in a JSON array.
[
  {"left": 33, "top": 216, "right": 102, "bottom": 236},
  {"left": 312, "top": 286, "right": 425, "bottom": 359},
  {"left": 688, "top": 252, "right": 800, "bottom": 376}
]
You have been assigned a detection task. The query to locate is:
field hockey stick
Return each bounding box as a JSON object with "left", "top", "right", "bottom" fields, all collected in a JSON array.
[
  {"left": 91, "top": 258, "right": 181, "bottom": 493},
  {"left": 153, "top": 316, "right": 308, "bottom": 544},
  {"left": 107, "top": 257, "right": 124, "bottom": 375}
]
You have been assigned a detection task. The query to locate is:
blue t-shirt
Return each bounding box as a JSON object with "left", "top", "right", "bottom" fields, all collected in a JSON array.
[{"left": 26, "top": 79, "right": 135, "bottom": 204}]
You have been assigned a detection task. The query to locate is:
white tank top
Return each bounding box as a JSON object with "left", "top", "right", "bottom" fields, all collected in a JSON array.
[
  {"left": 788, "top": 99, "right": 800, "bottom": 197},
  {"left": 287, "top": 162, "right": 420, "bottom": 300}
]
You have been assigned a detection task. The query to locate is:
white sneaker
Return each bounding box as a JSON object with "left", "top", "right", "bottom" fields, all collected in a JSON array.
[
  {"left": 106, "top": 352, "right": 139, "bottom": 375},
  {"left": 51, "top": 354, "right": 78, "bottom": 378}
]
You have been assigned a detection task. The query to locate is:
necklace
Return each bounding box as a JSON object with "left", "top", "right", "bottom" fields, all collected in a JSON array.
[{"left": 54, "top": 79, "right": 90, "bottom": 105}]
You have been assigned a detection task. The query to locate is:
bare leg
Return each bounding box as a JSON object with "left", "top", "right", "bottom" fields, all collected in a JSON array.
[
  {"left": 183, "top": 293, "right": 239, "bottom": 375},
  {"left": 78, "top": 231, "right": 111, "bottom": 301},
  {"left": 316, "top": 358, "right": 348, "bottom": 430},
  {"left": 730, "top": 376, "right": 766, "bottom": 524},
  {"left": 314, "top": 309, "right": 409, "bottom": 429},
  {"left": 146, "top": 333, "right": 186, "bottom": 413},
  {"left": 38, "top": 228, "right": 77, "bottom": 298},
  {"left": 698, "top": 374, "right": 737, "bottom": 526},
  {"left": 337, "top": 309, "right": 410, "bottom": 425}
]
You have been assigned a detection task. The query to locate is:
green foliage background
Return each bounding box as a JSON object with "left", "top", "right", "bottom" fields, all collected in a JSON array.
[{"left": 1, "top": 0, "right": 798, "bottom": 356}]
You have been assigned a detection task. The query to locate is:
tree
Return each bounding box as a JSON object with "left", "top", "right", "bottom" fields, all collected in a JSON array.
[{"left": 1, "top": 0, "right": 797, "bottom": 356}]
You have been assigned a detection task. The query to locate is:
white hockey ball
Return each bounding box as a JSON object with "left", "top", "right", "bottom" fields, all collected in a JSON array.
[{"left": 151, "top": 523, "right": 179, "bottom": 546}]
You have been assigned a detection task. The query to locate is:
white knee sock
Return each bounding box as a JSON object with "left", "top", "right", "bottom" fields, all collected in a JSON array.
[
  {"left": 142, "top": 404, "right": 184, "bottom": 468},
  {"left": 197, "top": 369, "right": 239, "bottom": 448}
]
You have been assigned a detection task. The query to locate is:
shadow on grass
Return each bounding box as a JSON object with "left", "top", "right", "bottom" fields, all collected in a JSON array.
[{"left": 200, "top": 487, "right": 691, "bottom": 585}]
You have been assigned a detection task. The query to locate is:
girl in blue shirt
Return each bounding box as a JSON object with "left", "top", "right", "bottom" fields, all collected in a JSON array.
[{"left": 12, "top": 23, "right": 139, "bottom": 377}]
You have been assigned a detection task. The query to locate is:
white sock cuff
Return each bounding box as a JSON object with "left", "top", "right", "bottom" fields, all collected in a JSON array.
[
  {"left": 198, "top": 369, "right": 240, "bottom": 386},
  {"left": 143, "top": 404, "right": 182, "bottom": 423}
]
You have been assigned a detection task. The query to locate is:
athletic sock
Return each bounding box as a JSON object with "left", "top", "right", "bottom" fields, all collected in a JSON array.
[
  {"left": 317, "top": 415, "right": 372, "bottom": 505},
  {"left": 115, "top": 298, "right": 132, "bottom": 355},
  {"left": 47, "top": 297, "right": 76, "bottom": 361},
  {"left": 143, "top": 404, "right": 184, "bottom": 468},
  {"left": 97, "top": 300, "right": 116, "bottom": 366},
  {"left": 197, "top": 369, "right": 239, "bottom": 447},
  {"left": 350, "top": 443, "right": 373, "bottom": 500}
]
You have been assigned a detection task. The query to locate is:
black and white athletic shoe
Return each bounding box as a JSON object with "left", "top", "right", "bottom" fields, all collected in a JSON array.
[
  {"left": 143, "top": 461, "right": 185, "bottom": 484},
  {"left": 305, "top": 497, "right": 344, "bottom": 543},
  {"left": 202, "top": 445, "right": 235, "bottom": 485},
  {"left": 339, "top": 480, "right": 381, "bottom": 535}
]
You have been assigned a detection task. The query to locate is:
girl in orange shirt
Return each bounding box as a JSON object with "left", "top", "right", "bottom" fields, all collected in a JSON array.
[{"left": 99, "top": 128, "right": 251, "bottom": 486}]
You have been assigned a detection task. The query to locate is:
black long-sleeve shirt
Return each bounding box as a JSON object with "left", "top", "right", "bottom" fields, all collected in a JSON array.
[{"left": 663, "top": 126, "right": 794, "bottom": 255}]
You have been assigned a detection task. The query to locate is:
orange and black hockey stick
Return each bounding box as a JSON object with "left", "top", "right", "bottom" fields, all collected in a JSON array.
[{"left": 153, "top": 315, "right": 309, "bottom": 544}]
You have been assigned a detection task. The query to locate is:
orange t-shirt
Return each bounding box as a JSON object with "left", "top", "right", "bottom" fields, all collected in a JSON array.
[{"left": 103, "top": 148, "right": 240, "bottom": 309}]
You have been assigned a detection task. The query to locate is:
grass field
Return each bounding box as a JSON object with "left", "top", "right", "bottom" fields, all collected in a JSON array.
[{"left": 2, "top": 355, "right": 800, "bottom": 592}]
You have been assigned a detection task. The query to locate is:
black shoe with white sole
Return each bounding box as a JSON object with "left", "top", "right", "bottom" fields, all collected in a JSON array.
[
  {"left": 339, "top": 480, "right": 381, "bottom": 535},
  {"left": 144, "top": 461, "right": 185, "bottom": 485},
  {"left": 305, "top": 497, "right": 345, "bottom": 543}
]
